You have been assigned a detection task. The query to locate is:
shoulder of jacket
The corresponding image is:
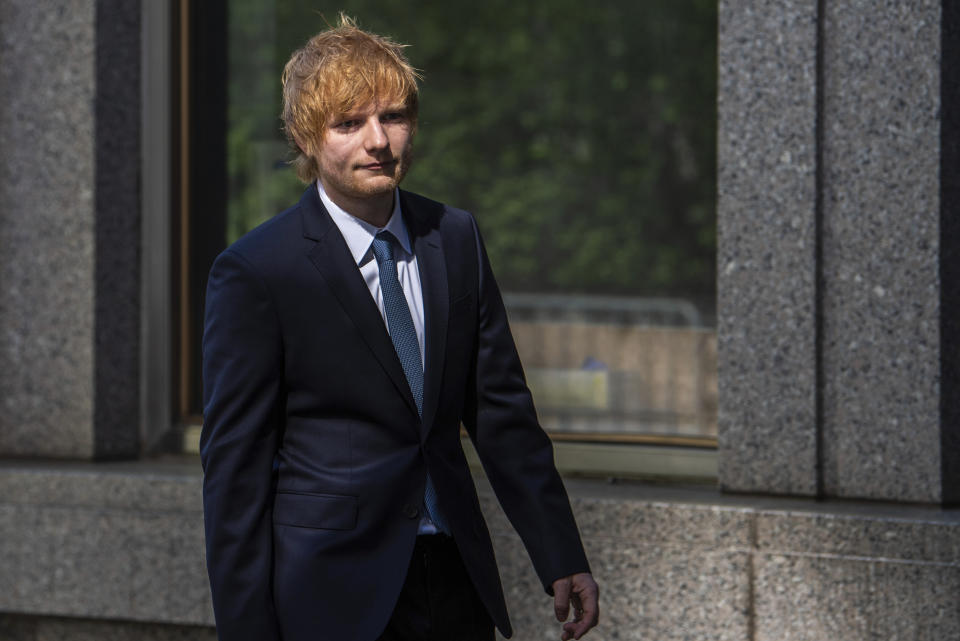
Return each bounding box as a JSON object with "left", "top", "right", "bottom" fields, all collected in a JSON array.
[{"left": 402, "top": 189, "right": 475, "bottom": 221}]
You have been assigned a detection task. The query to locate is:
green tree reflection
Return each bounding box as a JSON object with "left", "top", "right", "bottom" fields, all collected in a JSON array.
[{"left": 227, "top": 0, "right": 716, "bottom": 311}]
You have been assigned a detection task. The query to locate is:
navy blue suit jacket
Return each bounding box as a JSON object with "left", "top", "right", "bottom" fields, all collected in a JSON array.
[{"left": 200, "top": 185, "right": 589, "bottom": 641}]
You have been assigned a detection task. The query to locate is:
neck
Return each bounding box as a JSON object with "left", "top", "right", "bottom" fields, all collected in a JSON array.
[{"left": 321, "top": 182, "right": 395, "bottom": 228}]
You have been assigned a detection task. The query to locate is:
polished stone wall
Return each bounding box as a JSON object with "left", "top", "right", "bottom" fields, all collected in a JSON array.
[
  {"left": 0, "top": 463, "right": 209, "bottom": 625},
  {"left": 0, "top": 0, "right": 141, "bottom": 460},
  {"left": 716, "top": 0, "right": 820, "bottom": 496},
  {"left": 820, "top": 0, "right": 944, "bottom": 502},
  {"left": 495, "top": 482, "right": 960, "bottom": 641},
  {"left": 0, "top": 1, "right": 97, "bottom": 458},
  {"left": 2, "top": 465, "right": 959, "bottom": 641},
  {"left": 718, "top": 0, "right": 958, "bottom": 503}
]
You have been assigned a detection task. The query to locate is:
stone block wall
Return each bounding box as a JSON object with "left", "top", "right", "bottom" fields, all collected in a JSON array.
[
  {"left": 2, "top": 465, "right": 959, "bottom": 640},
  {"left": 719, "top": 0, "right": 959, "bottom": 504}
]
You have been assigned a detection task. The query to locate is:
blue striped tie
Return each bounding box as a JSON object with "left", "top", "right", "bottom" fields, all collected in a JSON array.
[{"left": 371, "top": 232, "right": 449, "bottom": 534}]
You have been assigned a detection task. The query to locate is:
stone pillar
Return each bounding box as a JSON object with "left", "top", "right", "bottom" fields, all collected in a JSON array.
[
  {"left": 717, "top": 0, "right": 820, "bottom": 497},
  {"left": 0, "top": 0, "right": 142, "bottom": 459},
  {"left": 719, "top": 0, "right": 959, "bottom": 504}
]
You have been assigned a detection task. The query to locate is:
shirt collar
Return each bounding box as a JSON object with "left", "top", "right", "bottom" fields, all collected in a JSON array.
[{"left": 316, "top": 181, "right": 413, "bottom": 265}]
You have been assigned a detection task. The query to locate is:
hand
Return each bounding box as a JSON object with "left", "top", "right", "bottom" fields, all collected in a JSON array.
[{"left": 552, "top": 572, "right": 599, "bottom": 640}]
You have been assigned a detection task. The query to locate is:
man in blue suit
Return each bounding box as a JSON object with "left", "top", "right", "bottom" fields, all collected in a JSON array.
[{"left": 201, "top": 15, "right": 599, "bottom": 641}]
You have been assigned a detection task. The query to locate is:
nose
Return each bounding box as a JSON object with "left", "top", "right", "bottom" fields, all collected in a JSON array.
[{"left": 362, "top": 117, "right": 388, "bottom": 151}]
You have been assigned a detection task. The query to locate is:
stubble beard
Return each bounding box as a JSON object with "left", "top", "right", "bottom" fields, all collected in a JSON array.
[{"left": 349, "top": 144, "right": 415, "bottom": 199}]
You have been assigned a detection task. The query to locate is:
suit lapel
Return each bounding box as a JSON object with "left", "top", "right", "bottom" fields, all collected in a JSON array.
[
  {"left": 399, "top": 191, "right": 449, "bottom": 436},
  {"left": 409, "top": 211, "right": 448, "bottom": 437},
  {"left": 300, "top": 186, "right": 420, "bottom": 419}
]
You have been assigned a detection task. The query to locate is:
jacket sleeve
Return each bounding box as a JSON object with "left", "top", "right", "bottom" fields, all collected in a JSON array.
[
  {"left": 200, "top": 248, "right": 283, "bottom": 641},
  {"left": 461, "top": 216, "right": 591, "bottom": 594}
]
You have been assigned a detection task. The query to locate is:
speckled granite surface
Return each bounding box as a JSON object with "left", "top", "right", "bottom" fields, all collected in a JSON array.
[
  {"left": 717, "top": 0, "right": 819, "bottom": 496},
  {"left": 753, "top": 508, "right": 960, "bottom": 641},
  {"left": 0, "top": 0, "right": 141, "bottom": 460},
  {"left": 819, "top": 0, "right": 944, "bottom": 503},
  {"left": 755, "top": 555, "right": 959, "bottom": 641},
  {"left": 490, "top": 480, "right": 960, "bottom": 641},
  {"left": 488, "top": 495, "right": 753, "bottom": 641},
  {"left": 718, "top": 0, "right": 954, "bottom": 504},
  {"left": 1, "top": 465, "right": 959, "bottom": 640},
  {"left": 0, "top": 463, "right": 211, "bottom": 625},
  {"left": 0, "top": 2, "right": 97, "bottom": 457}
]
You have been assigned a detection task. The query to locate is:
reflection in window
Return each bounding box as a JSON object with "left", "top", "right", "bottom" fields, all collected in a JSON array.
[{"left": 225, "top": 0, "right": 717, "bottom": 443}]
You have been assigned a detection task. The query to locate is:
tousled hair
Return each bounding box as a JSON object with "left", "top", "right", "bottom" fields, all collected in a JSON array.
[{"left": 281, "top": 14, "right": 421, "bottom": 183}]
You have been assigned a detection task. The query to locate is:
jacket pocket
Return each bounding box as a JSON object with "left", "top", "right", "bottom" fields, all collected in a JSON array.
[{"left": 272, "top": 491, "right": 358, "bottom": 530}]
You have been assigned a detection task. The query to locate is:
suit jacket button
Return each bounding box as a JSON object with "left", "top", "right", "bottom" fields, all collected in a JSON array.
[{"left": 403, "top": 503, "right": 420, "bottom": 519}]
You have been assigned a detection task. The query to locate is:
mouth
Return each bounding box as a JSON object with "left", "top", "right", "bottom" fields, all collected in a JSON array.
[{"left": 357, "top": 160, "right": 397, "bottom": 171}]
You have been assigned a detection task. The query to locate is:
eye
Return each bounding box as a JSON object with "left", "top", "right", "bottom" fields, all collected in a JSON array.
[
  {"left": 333, "top": 119, "right": 361, "bottom": 130},
  {"left": 381, "top": 112, "right": 405, "bottom": 123}
]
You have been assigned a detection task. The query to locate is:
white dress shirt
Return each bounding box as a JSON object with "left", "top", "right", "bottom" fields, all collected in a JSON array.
[{"left": 317, "top": 182, "right": 425, "bottom": 366}]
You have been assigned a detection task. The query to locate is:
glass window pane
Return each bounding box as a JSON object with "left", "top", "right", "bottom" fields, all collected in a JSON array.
[{"left": 225, "top": 0, "right": 717, "bottom": 443}]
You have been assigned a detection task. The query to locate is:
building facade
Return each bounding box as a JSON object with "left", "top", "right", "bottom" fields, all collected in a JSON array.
[{"left": 1, "top": 1, "right": 958, "bottom": 639}]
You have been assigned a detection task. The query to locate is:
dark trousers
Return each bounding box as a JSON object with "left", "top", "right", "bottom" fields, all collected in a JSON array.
[{"left": 377, "top": 535, "right": 495, "bottom": 641}]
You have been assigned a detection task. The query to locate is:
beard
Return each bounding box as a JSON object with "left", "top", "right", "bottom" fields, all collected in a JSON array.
[{"left": 335, "top": 143, "right": 414, "bottom": 200}]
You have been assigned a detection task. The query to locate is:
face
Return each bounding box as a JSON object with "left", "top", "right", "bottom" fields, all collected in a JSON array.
[{"left": 314, "top": 100, "right": 414, "bottom": 211}]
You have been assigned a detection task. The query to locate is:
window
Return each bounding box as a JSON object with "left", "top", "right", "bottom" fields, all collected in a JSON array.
[{"left": 177, "top": 0, "right": 718, "bottom": 478}]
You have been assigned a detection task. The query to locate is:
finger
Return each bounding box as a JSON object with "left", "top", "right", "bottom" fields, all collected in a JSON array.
[
  {"left": 565, "top": 577, "right": 599, "bottom": 639},
  {"left": 578, "top": 580, "right": 599, "bottom": 628},
  {"left": 553, "top": 577, "right": 572, "bottom": 622},
  {"left": 563, "top": 618, "right": 593, "bottom": 641},
  {"left": 561, "top": 604, "right": 585, "bottom": 640},
  {"left": 569, "top": 593, "right": 583, "bottom": 622},
  {"left": 560, "top": 575, "right": 600, "bottom": 641},
  {"left": 561, "top": 616, "right": 581, "bottom": 641}
]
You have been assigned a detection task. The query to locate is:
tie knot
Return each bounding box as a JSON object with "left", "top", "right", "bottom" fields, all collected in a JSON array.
[{"left": 372, "top": 232, "right": 395, "bottom": 266}]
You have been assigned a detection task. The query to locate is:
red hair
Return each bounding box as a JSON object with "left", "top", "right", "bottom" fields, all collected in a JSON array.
[{"left": 281, "top": 14, "right": 421, "bottom": 183}]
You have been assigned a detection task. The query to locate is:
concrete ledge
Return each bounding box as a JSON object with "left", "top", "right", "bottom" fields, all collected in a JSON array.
[
  {"left": 1, "top": 461, "right": 959, "bottom": 640},
  {"left": 0, "top": 461, "right": 210, "bottom": 626},
  {"left": 0, "top": 614, "right": 215, "bottom": 641},
  {"left": 486, "top": 481, "right": 960, "bottom": 640}
]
